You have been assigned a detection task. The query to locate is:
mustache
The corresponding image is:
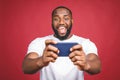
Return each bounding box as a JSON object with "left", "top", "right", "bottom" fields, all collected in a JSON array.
[{"left": 56, "top": 24, "right": 67, "bottom": 29}]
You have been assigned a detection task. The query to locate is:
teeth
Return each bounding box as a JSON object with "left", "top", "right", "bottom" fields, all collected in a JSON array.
[
  {"left": 58, "top": 26, "right": 66, "bottom": 34},
  {"left": 59, "top": 26, "right": 64, "bottom": 30}
]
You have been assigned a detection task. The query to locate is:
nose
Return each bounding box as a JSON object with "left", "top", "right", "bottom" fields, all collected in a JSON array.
[{"left": 59, "top": 19, "right": 64, "bottom": 25}]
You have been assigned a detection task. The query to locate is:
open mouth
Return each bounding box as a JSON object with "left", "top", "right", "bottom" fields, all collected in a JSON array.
[{"left": 57, "top": 26, "right": 67, "bottom": 36}]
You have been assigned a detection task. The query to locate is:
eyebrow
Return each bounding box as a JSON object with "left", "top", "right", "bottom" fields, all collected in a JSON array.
[{"left": 53, "top": 14, "right": 70, "bottom": 17}]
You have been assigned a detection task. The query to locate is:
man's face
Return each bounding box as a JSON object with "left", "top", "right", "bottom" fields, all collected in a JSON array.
[{"left": 52, "top": 8, "right": 73, "bottom": 40}]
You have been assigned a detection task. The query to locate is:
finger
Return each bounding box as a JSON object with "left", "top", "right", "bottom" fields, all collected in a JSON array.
[
  {"left": 44, "top": 57, "right": 56, "bottom": 63},
  {"left": 69, "top": 50, "right": 83, "bottom": 59},
  {"left": 74, "top": 60, "right": 90, "bottom": 71},
  {"left": 70, "top": 44, "right": 82, "bottom": 52},
  {"left": 45, "top": 39, "right": 57, "bottom": 46},
  {"left": 47, "top": 51, "right": 58, "bottom": 59},
  {"left": 71, "top": 56, "right": 81, "bottom": 62},
  {"left": 47, "top": 57, "right": 56, "bottom": 62},
  {"left": 46, "top": 45, "right": 59, "bottom": 53},
  {"left": 73, "top": 60, "right": 86, "bottom": 67},
  {"left": 77, "top": 66, "right": 82, "bottom": 70}
]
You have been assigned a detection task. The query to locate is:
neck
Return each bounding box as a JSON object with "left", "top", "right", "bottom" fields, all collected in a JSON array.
[{"left": 54, "top": 34, "right": 73, "bottom": 40}]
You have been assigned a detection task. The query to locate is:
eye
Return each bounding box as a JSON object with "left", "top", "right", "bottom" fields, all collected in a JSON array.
[
  {"left": 64, "top": 17, "right": 70, "bottom": 21},
  {"left": 53, "top": 17, "right": 59, "bottom": 22}
]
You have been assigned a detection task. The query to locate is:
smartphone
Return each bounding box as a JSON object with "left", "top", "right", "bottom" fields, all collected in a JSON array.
[{"left": 52, "top": 43, "right": 78, "bottom": 56}]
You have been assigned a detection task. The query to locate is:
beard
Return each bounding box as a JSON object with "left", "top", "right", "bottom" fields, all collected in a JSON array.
[{"left": 52, "top": 23, "right": 72, "bottom": 40}]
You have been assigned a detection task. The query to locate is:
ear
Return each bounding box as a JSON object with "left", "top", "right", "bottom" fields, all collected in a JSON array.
[{"left": 72, "top": 19, "right": 73, "bottom": 24}]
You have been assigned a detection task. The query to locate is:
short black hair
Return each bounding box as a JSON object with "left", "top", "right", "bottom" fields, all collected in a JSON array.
[{"left": 52, "top": 6, "right": 72, "bottom": 17}]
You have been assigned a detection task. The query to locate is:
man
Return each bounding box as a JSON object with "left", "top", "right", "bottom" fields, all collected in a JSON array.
[{"left": 22, "top": 6, "right": 101, "bottom": 80}]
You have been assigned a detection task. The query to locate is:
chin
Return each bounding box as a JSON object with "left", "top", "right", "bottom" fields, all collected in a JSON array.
[{"left": 59, "top": 34, "right": 66, "bottom": 37}]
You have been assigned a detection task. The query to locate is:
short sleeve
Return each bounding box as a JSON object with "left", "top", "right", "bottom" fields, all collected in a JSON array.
[
  {"left": 82, "top": 39, "right": 98, "bottom": 55},
  {"left": 27, "top": 38, "right": 45, "bottom": 56}
]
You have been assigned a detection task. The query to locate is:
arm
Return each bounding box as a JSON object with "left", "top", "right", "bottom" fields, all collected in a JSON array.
[
  {"left": 84, "top": 53, "right": 101, "bottom": 74},
  {"left": 22, "top": 52, "right": 45, "bottom": 74},
  {"left": 22, "top": 39, "right": 59, "bottom": 74},
  {"left": 69, "top": 44, "right": 101, "bottom": 75}
]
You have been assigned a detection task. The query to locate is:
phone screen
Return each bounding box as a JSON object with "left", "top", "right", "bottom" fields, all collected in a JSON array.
[{"left": 52, "top": 43, "right": 78, "bottom": 56}]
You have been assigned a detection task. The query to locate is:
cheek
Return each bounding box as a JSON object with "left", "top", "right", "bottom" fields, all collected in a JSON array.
[
  {"left": 66, "top": 22, "right": 71, "bottom": 27},
  {"left": 65, "top": 20, "right": 71, "bottom": 24},
  {"left": 53, "top": 22, "right": 58, "bottom": 27}
]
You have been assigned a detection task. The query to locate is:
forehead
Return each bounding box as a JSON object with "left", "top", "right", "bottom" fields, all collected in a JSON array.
[{"left": 53, "top": 8, "right": 70, "bottom": 16}]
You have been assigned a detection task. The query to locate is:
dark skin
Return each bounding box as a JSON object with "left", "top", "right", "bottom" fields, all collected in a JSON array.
[{"left": 22, "top": 8, "right": 101, "bottom": 74}]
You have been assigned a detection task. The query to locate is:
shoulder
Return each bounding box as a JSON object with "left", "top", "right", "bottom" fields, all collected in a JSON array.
[
  {"left": 72, "top": 35, "right": 90, "bottom": 43},
  {"left": 73, "top": 35, "right": 87, "bottom": 40},
  {"left": 31, "top": 35, "right": 54, "bottom": 43},
  {"left": 72, "top": 35, "right": 97, "bottom": 53},
  {"left": 73, "top": 35, "right": 96, "bottom": 43},
  {"left": 74, "top": 35, "right": 97, "bottom": 49}
]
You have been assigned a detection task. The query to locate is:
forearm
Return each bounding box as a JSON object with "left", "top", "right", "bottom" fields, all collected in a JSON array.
[
  {"left": 85, "top": 53, "right": 101, "bottom": 75},
  {"left": 22, "top": 56, "right": 44, "bottom": 74}
]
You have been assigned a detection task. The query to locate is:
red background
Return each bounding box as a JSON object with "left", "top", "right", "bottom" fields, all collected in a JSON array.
[{"left": 0, "top": 0, "right": 120, "bottom": 80}]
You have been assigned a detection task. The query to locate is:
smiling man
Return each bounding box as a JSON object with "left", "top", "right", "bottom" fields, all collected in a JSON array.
[
  {"left": 52, "top": 7, "right": 73, "bottom": 40},
  {"left": 22, "top": 6, "right": 101, "bottom": 80}
]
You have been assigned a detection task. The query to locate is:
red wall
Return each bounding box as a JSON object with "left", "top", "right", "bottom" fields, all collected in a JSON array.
[{"left": 1, "top": 0, "right": 120, "bottom": 80}]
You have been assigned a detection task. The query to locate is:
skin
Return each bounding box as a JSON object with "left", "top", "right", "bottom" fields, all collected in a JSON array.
[
  {"left": 22, "top": 7, "right": 101, "bottom": 74},
  {"left": 52, "top": 7, "right": 73, "bottom": 40}
]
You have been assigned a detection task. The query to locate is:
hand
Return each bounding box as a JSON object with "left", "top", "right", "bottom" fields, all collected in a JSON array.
[
  {"left": 69, "top": 44, "right": 90, "bottom": 71},
  {"left": 42, "top": 39, "right": 59, "bottom": 66}
]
